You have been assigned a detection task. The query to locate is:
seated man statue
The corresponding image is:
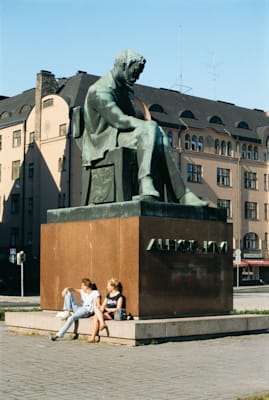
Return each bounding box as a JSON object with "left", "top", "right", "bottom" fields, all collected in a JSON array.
[{"left": 82, "top": 49, "right": 207, "bottom": 206}]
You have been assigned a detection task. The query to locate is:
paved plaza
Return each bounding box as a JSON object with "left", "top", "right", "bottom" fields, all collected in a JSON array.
[
  {"left": 0, "top": 322, "right": 268, "bottom": 400},
  {"left": 1, "top": 288, "right": 268, "bottom": 400}
]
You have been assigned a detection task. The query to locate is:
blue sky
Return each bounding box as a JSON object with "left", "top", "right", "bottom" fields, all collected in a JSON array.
[{"left": 0, "top": 0, "right": 268, "bottom": 111}]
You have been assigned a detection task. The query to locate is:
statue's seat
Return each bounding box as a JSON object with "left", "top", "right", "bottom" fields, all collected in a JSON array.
[{"left": 81, "top": 147, "right": 138, "bottom": 205}]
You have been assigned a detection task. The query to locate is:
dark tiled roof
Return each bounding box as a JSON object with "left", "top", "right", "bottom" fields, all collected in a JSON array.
[
  {"left": 1, "top": 72, "right": 268, "bottom": 144},
  {"left": 57, "top": 72, "right": 99, "bottom": 108},
  {"left": 134, "top": 84, "right": 269, "bottom": 142},
  {"left": 0, "top": 89, "right": 35, "bottom": 128}
]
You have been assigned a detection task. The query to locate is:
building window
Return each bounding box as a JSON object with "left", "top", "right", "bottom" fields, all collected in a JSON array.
[
  {"left": 28, "top": 163, "right": 34, "bottom": 178},
  {"left": 0, "top": 111, "right": 10, "bottom": 120},
  {"left": 244, "top": 232, "right": 259, "bottom": 249},
  {"left": 28, "top": 197, "right": 33, "bottom": 215},
  {"left": 149, "top": 104, "right": 164, "bottom": 113},
  {"left": 247, "top": 145, "right": 252, "bottom": 160},
  {"left": 217, "top": 168, "right": 231, "bottom": 187},
  {"left": 187, "top": 163, "right": 202, "bottom": 183},
  {"left": 221, "top": 140, "right": 226, "bottom": 155},
  {"left": 241, "top": 144, "right": 246, "bottom": 159},
  {"left": 180, "top": 110, "right": 195, "bottom": 119},
  {"left": 185, "top": 134, "right": 190, "bottom": 150},
  {"left": 0, "top": 135, "right": 2, "bottom": 150},
  {"left": 13, "top": 130, "right": 21, "bottom": 147},
  {"left": 264, "top": 233, "right": 268, "bottom": 250},
  {"left": 265, "top": 204, "right": 268, "bottom": 220},
  {"left": 191, "top": 135, "right": 197, "bottom": 151},
  {"left": 43, "top": 98, "right": 54, "bottom": 108},
  {"left": 209, "top": 115, "right": 223, "bottom": 124},
  {"left": 215, "top": 139, "right": 220, "bottom": 154},
  {"left": 245, "top": 202, "right": 258, "bottom": 220},
  {"left": 26, "top": 232, "right": 33, "bottom": 246},
  {"left": 10, "top": 227, "right": 20, "bottom": 247},
  {"left": 29, "top": 132, "right": 35, "bottom": 144},
  {"left": 11, "top": 194, "right": 20, "bottom": 214},
  {"left": 58, "top": 193, "right": 61, "bottom": 208},
  {"left": 265, "top": 137, "right": 269, "bottom": 161},
  {"left": 59, "top": 123, "right": 67, "bottom": 136},
  {"left": 57, "top": 193, "right": 66, "bottom": 208},
  {"left": 12, "top": 160, "right": 20, "bottom": 180},
  {"left": 227, "top": 141, "right": 232, "bottom": 156},
  {"left": 166, "top": 131, "right": 173, "bottom": 147},
  {"left": 253, "top": 146, "right": 258, "bottom": 160},
  {"left": 217, "top": 199, "right": 232, "bottom": 218},
  {"left": 198, "top": 136, "right": 204, "bottom": 152},
  {"left": 264, "top": 174, "right": 269, "bottom": 191},
  {"left": 237, "top": 121, "right": 249, "bottom": 129},
  {"left": 244, "top": 171, "right": 257, "bottom": 190},
  {"left": 58, "top": 156, "right": 66, "bottom": 172}
]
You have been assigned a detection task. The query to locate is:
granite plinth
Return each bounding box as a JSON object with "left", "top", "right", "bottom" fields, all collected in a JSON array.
[
  {"left": 41, "top": 201, "right": 233, "bottom": 317},
  {"left": 47, "top": 200, "right": 227, "bottom": 224}
]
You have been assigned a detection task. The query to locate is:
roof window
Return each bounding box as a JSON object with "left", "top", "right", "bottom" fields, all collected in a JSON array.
[
  {"left": 180, "top": 110, "right": 195, "bottom": 119},
  {"left": 149, "top": 104, "right": 164, "bottom": 113},
  {"left": 209, "top": 115, "right": 223, "bottom": 124},
  {"left": 237, "top": 121, "right": 249, "bottom": 129}
]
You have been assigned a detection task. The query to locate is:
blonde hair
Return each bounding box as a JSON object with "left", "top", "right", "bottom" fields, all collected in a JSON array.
[{"left": 108, "top": 278, "right": 120, "bottom": 290}]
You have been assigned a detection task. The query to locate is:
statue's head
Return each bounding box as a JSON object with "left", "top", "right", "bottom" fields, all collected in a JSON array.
[{"left": 113, "top": 49, "right": 146, "bottom": 87}]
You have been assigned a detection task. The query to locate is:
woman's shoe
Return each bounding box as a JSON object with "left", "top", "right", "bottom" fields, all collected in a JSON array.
[
  {"left": 51, "top": 335, "right": 59, "bottom": 341},
  {"left": 87, "top": 338, "right": 96, "bottom": 343}
]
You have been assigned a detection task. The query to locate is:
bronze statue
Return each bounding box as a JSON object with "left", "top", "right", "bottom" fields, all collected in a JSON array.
[{"left": 80, "top": 49, "right": 207, "bottom": 206}]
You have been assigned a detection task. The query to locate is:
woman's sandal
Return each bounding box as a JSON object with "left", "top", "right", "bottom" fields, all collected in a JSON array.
[{"left": 87, "top": 338, "right": 96, "bottom": 343}]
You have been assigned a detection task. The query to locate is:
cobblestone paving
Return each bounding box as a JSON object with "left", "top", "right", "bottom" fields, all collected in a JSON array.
[{"left": 0, "top": 323, "right": 268, "bottom": 400}]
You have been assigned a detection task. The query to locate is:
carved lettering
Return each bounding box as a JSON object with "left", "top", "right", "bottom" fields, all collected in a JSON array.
[{"left": 147, "top": 238, "right": 228, "bottom": 254}]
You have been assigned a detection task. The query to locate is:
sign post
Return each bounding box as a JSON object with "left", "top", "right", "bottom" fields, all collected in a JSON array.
[
  {"left": 235, "top": 249, "right": 241, "bottom": 288},
  {"left": 16, "top": 251, "right": 26, "bottom": 297}
]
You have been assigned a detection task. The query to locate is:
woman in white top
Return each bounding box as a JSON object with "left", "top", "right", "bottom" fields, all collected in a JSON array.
[{"left": 51, "top": 278, "right": 102, "bottom": 341}]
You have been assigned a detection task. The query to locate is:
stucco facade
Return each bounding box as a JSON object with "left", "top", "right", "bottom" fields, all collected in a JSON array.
[{"left": 0, "top": 70, "right": 268, "bottom": 292}]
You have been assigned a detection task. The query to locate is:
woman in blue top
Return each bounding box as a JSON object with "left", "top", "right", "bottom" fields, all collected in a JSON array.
[{"left": 87, "top": 278, "right": 123, "bottom": 343}]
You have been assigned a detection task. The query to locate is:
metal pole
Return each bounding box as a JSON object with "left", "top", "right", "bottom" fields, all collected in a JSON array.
[
  {"left": 236, "top": 263, "right": 239, "bottom": 288},
  {"left": 21, "top": 261, "right": 24, "bottom": 297}
]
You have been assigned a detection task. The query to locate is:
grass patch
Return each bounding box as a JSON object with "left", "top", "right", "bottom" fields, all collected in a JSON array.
[
  {"left": 236, "top": 393, "right": 269, "bottom": 400},
  {"left": 231, "top": 309, "right": 269, "bottom": 315},
  {"left": 0, "top": 307, "right": 41, "bottom": 321}
]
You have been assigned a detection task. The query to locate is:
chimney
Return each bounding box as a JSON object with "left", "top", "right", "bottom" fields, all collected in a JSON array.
[{"left": 35, "top": 70, "right": 57, "bottom": 142}]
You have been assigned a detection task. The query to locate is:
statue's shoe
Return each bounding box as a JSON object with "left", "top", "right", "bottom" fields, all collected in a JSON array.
[
  {"left": 179, "top": 191, "right": 208, "bottom": 206},
  {"left": 139, "top": 176, "right": 160, "bottom": 199}
]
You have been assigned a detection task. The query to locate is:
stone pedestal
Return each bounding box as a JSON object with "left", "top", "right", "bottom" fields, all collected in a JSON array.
[{"left": 40, "top": 201, "right": 233, "bottom": 317}]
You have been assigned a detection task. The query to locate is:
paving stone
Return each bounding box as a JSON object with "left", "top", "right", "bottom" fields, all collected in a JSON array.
[{"left": 0, "top": 322, "right": 268, "bottom": 399}]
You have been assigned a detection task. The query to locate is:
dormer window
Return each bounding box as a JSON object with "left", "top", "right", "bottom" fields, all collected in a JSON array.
[
  {"left": 0, "top": 111, "right": 10, "bottom": 119},
  {"left": 148, "top": 104, "right": 164, "bottom": 113},
  {"left": 43, "top": 98, "right": 54, "bottom": 108},
  {"left": 237, "top": 121, "right": 249, "bottom": 129},
  {"left": 209, "top": 115, "right": 223, "bottom": 124},
  {"left": 180, "top": 110, "right": 195, "bottom": 119}
]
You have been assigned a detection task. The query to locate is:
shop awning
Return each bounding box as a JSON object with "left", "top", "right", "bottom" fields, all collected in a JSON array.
[{"left": 233, "top": 260, "right": 269, "bottom": 267}]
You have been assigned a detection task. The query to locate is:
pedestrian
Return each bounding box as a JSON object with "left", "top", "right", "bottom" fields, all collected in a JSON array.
[
  {"left": 87, "top": 278, "right": 124, "bottom": 343},
  {"left": 51, "top": 277, "right": 102, "bottom": 341}
]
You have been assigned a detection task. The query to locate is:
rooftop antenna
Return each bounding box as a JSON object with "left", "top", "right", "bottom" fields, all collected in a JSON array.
[
  {"left": 210, "top": 51, "right": 217, "bottom": 100},
  {"left": 179, "top": 25, "right": 183, "bottom": 93},
  {"left": 169, "top": 25, "right": 192, "bottom": 94}
]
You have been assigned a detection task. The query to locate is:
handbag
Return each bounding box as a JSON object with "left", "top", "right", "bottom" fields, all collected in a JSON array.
[{"left": 114, "top": 308, "right": 127, "bottom": 321}]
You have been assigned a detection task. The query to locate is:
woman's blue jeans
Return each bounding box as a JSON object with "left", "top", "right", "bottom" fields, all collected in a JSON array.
[{"left": 57, "top": 290, "right": 92, "bottom": 337}]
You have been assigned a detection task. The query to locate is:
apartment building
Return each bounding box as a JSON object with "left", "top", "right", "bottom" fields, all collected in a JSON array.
[{"left": 0, "top": 70, "right": 268, "bottom": 293}]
